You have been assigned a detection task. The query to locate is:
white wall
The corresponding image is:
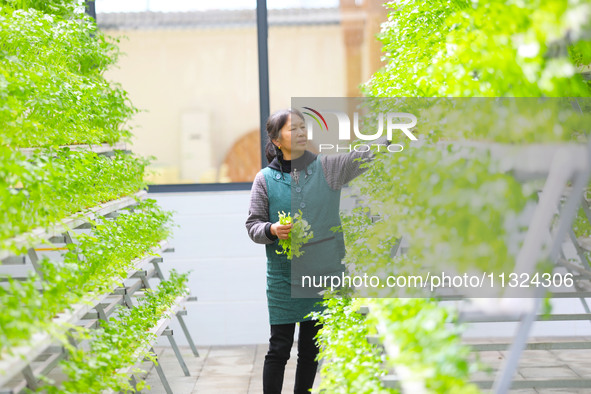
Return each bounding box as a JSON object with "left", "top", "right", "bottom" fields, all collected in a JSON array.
[{"left": 151, "top": 190, "right": 270, "bottom": 346}]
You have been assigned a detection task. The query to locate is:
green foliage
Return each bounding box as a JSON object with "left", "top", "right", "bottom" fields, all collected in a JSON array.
[
  {"left": 350, "top": 144, "right": 534, "bottom": 280},
  {"left": 0, "top": 0, "right": 191, "bottom": 391},
  {"left": 365, "top": 0, "right": 591, "bottom": 97},
  {"left": 573, "top": 205, "right": 591, "bottom": 265},
  {"left": 573, "top": 206, "right": 591, "bottom": 238},
  {"left": 0, "top": 3, "right": 136, "bottom": 147},
  {"left": 319, "top": 0, "right": 591, "bottom": 392},
  {"left": 570, "top": 39, "right": 591, "bottom": 67},
  {"left": 311, "top": 297, "right": 397, "bottom": 394},
  {"left": 0, "top": 200, "right": 173, "bottom": 355},
  {"left": 0, "top": 148, "right": 150, "bottom": 253},
  {"left": 331, "top": 138, "right": 539, "bottom": 390},
  {"left": 0, "top": 0, "right": 81, "bottom": 17},
  {"left": 367, "top": 299, "right": 481, "bottom": 393},
  {"left": 276, "top": 211, "right": 292, "bottom": 258},
  {"left": 44, "top": 271, "right": 189, "bottom": 394},
  {"left": 275, "top": 210, "right": 314, "bottom": 259}
]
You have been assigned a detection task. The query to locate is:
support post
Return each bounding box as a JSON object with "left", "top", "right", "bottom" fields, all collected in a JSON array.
[
  {"left": 177, "top": 313, "right": 199, "bottom": 357},
  {"left": 163, "top": 329, "right": 190, "bottom": 376},
  {"left": 150, "top": 348, "right": 173, "bottom": 394},
  {"left": 84, "top": 1, "right": 96, "bottom": 20},
  {"left": 256, "top": 0, "right": 270, "bottom": 168}
]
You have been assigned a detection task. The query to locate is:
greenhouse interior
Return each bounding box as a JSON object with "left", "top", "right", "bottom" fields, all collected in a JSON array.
[{"left": 1, "top": 0, "right": 591, "bottom": 393}]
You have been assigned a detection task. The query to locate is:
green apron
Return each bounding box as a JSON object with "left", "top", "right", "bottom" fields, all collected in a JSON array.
[{"left": 262, "top": 156, "right": 346, "bottom": 325}]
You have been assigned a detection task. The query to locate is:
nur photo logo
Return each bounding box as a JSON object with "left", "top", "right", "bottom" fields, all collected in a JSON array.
[
  {"left": 301, "top": 107, "right": 418, "bottom": 153},
  {"left": 302, "top": 107, "right": 329, "bottom": 132}
]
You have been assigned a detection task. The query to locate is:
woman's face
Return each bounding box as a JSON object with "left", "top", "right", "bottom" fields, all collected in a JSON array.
[{"left": 274, "top": 113, "right": 307, "bottom": 159}]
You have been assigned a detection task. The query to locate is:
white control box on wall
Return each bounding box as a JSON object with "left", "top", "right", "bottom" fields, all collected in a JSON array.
[{"left": 180, "top": 111, "right": 212, "bottom": 182}]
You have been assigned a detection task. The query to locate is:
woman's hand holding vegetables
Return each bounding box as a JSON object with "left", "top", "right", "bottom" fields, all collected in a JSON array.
[{"left": 271, "top": 222, "right": 292, "bottom": 240}]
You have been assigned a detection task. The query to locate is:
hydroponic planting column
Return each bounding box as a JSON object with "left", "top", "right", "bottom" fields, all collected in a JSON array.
[{"left": 0, "top": 1, "right": 197, "bottom": 392}]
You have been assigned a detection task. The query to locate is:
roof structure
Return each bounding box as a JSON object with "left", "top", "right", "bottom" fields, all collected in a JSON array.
[{"left": 97, "top": 7, "right": 341, "bottom": 30}]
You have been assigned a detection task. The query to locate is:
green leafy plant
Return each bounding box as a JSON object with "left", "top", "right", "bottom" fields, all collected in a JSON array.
[
  {"left": 365, "top": 0, "right": 591, "bottom": 98},
  {"left": 573, "top": 206, "right": 591, "bottom": 265},
  {"left": 0, "top": 3, "right": 136, "bottom": 148},
  {"left": 353, "top": 144, "right": 534, "bottom": 280},
  {"left": 367, "top": 299, "right": 481, "bottom": 393},
  {"left": 574, "top": 207, "right": 591, "bottom": 239},
  {"left": 0, "top": 148, "right": 150, "bottom": 254},
  {"left": 0, "top": 200, "right": 173, "bottom": 355},
  {"left": 0, "top": 0, "right": 83, "bottom": 17},
  {"left": 0, "top": 1, "right": 192, "bottom": 391},
  {"left": 276, "top": 211, "right": 292, "bottom": 258},
  {"left": 316, "top": 0, "right": 591, "bottom": 392},
  {"left": 275, "top": 210, "right": 314, "bottom": 259},
  {"left": 43, "top": 271, "right": 189, "bottom": 394},
  {"left": 311, "top": 297, "right": 396, "bottom": 394}
]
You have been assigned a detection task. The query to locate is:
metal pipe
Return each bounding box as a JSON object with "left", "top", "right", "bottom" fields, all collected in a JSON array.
[
  {"left": 256, "top": 0, "right": 270, "bottom": 168},
  {"left": 85, "top": 0, "right": 96, "bottom": 20}
]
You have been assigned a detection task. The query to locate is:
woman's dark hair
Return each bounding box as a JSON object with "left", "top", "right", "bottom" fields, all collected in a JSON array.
[{"left": 265, "top": 109, "right": 305, "bottom": 163}]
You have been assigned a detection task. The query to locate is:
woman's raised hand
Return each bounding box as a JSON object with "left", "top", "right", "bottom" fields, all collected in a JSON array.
[{"left": 271, "top": 222, "right": 292, "bottom": 240}]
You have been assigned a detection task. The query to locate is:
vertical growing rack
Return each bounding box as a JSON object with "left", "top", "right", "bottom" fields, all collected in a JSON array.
[
  {"left": 312, "top": 0, "right": 591, "bottom": 392},
  {"left": 0, "top": 144, "right": 198, "bottom": 394},
  {"left": 0, "top": 1, "right": 198, "bottom": 391},
  {"left": 354, "top": 140, "right": 591, "bottom": 393},
  {"left": 311, "top": 97, "right": 591, "bottom": 394}
]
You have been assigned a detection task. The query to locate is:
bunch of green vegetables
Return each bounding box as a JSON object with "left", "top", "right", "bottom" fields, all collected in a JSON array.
[{"left": 275, "top": 210, "right": 314, "bottom": 260}]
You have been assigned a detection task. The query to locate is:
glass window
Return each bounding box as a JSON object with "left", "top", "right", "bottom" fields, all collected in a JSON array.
[{"left": 97, "top": 0, "right": 386, "bottom": 185}]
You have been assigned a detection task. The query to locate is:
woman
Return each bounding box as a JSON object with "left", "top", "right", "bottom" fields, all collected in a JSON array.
[{"left": 246, "top": 108, "right": 387, "bottom": 393}]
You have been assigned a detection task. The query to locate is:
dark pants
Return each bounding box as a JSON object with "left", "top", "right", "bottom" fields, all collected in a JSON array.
[{"left": 263, "top": 320, "right": 322, "bottom": 394}]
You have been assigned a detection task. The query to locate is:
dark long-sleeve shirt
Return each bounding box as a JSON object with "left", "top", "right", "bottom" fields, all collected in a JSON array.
[{"left": 246, "top": 138, "right": 388, "bottom": 244}]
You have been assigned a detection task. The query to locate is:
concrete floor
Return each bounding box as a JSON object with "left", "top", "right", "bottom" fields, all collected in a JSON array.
[
  {"left": 140, "top": 343, "right": 320, "bottom": 394},
  {"left": 140, "top": 338, "right": 591, "bottom": 394}
]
